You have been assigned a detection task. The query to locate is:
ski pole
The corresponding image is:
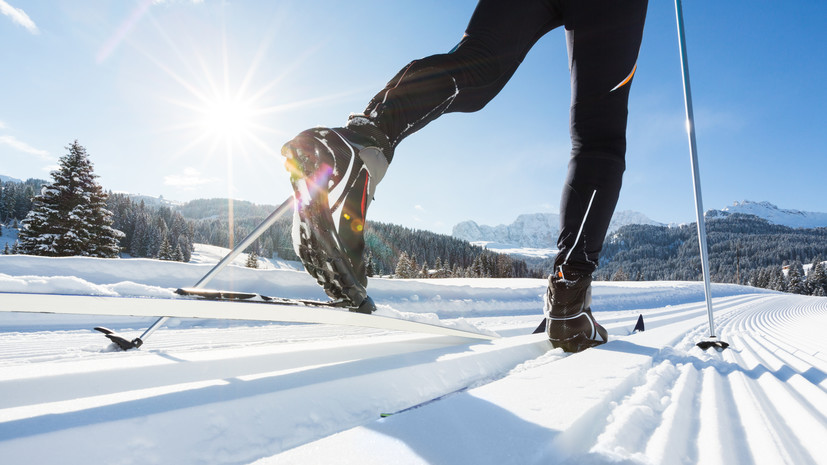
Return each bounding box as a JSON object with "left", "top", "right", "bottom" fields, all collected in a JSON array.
[
  {"left": 100, "top": 195, "right": 294, "bottom": 349},
  {"left": 674, "top": 0, "right": 728, "bottom": 350}
]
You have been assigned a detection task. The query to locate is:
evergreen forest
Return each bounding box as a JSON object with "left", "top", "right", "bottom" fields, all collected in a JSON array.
[{"left": 3, "top": 143, "right": 826, "bottom": 292}]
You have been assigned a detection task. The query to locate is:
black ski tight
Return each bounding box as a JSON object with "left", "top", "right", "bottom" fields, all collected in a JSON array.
[{"left": 363, "top": 0, "right": 649, "bottom": 274}]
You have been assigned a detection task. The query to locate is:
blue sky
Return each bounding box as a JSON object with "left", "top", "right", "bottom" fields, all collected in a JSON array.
[{"left": 1, "top": 0, "right": 825, "bottom": 235}]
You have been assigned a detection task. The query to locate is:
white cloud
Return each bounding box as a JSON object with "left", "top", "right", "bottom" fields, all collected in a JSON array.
[
  {"left": 164, "top": 167, "right": 216, "bottom": 189},
  {"left": 414, "top": 205, "right": 426, "bottom": 212},
  {"left": 0, "top": 135, "right": 51, "bottom": 159},
  {"left": 0, "top": 0, "right": 39, "bottom": 34}
]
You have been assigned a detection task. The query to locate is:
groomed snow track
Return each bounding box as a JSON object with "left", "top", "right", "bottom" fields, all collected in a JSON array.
[
  {"left": 270, "top": 294, "right": 827, "bottom": 465},
  {"left": 1, "top": 291, "right": 826, "bottom": 464}
]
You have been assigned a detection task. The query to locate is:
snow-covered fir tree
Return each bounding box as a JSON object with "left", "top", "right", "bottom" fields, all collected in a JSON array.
[
  {"left": 786, "top": 261, "right": 806, "bottom": 295},
  {"left": 245, "top": 251, "right": 259, "bottom": 269},
  {"left": 769, "top": 268, "right": 787, "bottom": 292},
  {"left": 612, "top": 266, "right": 630, "bottom": 281},
  {"left": 394, "top": 252, "right": 415, "bottom": 278},
  {"left": 806, "top": 257, "right": 827, "bottom": 296},
  {"left": 158, "top": 237, "right": 173, "bottom": 260},
  {"left": 365, "top": 251, "right": 375, "bottom": 277},
  {"left": 18, "top": 141, "right": 123, "bottom": 257}
]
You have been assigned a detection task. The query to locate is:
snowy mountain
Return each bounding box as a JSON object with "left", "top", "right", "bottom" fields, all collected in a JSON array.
[
  {"left": 707, "top": 200, "right": 827, "bottom": 229},
  {"left": 453, "top": 210, "right": 662, "bottom": 256},
  {"left": 2, "top": 251, "right": 826, "bottom": 464},
  {"left": 453, "top": 213, "right": 561, "bottom": 249},
  {"left": 0, "top": 174, "right": 23, "bottom": 184},
  {"left": 121, "top": 193, "right": 184, "bottom": 209}
]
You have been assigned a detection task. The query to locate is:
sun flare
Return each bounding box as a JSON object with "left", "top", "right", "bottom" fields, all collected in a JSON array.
[{"left": 199, "top": 94, "right": 258, "bottom": 141}]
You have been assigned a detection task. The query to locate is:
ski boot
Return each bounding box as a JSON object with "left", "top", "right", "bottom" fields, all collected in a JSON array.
[
  {"left": 281, "top": 116, "right": 392, "bottom": 313},
  {"left": 544, "top": 268, "right": 608, "bottom": 352}
]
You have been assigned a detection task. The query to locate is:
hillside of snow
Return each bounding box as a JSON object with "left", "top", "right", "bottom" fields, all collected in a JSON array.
[
  {"left": 710, "top": 200, "right": 827, "bottom": 229},
  {"left": 453, "top": 210, "right": 663, "bottom": 257},
  {"left": 453, "top": 201, "right": 827, "bottom": 260},
  {"left": 453, "top": 213, "right": 562, "bottom": 250},
  {"left": 2, "top": 249, "right": 827, "bottom": 464}
]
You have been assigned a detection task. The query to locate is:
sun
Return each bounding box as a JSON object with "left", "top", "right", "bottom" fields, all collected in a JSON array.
[{"left": 198, "top": 94, "right": 258, "bottom": 142}]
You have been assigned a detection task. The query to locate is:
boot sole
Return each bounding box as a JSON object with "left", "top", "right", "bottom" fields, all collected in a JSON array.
[
  {"left": 549, "top": 333, "right": 607, "bottom": 353},
  {"left": 282, "top": 134, "right": 373, "bottom": 313}
]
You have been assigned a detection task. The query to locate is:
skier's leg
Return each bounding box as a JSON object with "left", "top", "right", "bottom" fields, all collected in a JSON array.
[
  {"left": 555, "top": 0, "right": 649, "bottom": 275},
  {"left": 282, "top": 1, "right": 563, "bottom": 306},
  {"left": 363, "top": 0, "right": 563, "bottom": 154},
  {"left": 547, "top": 0, "right": 648, "bottom": 352}
]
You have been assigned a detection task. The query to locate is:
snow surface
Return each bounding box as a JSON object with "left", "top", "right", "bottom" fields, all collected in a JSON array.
[
  {"left": 469, "top": 241, "right": 558, "bottom": 259},
  {"left": 2, "top": 246, "right": 827, "bottom": 465}
]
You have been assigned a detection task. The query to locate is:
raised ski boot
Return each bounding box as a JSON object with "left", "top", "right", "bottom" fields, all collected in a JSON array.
[
  {"left": 281, "top": 116, "right": 391, "bottom": 313},
  {"left": 544, "top": 268, "right": 608, "bottom": 352}
]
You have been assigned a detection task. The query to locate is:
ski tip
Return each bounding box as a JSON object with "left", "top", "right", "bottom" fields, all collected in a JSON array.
[
  {"left": 633, "top": 314, "right": 645, "bottom": 333},
  {"left": 94, "top": 327, "right": 142, "bottom": 351},
  {"left": 93, "top": 326, "right": 116, "bottom": 335}
]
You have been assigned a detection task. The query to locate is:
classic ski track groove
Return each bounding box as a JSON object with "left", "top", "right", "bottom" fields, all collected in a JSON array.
[
  {"left": 3, "top": 292, "right": 827, "bottom": 464},
  {"left": 584, "top": 294, "right": 827, "bottom": 465},
  {"left": 271, "top": 293, "right": 827, "bottom": 464}
]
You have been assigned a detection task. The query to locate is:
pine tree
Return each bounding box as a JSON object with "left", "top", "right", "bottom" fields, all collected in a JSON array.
[
  {"left": 3, "top": 242, "right": 9, "bottom": 255},
  {"left": 612, "top": 266, "right": 629, "bottom": 281},
  {"left": 806, "top": 257, "right": 827, "bottom": 296},
  {"left": 434, "top": 257, "right": 443, "bottom": 278},
  {"left": 394, "top": 252, "right": 414, "bottom": 278},
  {"left": 158, "top": 237, "right": 173, "bottom": 260},
  {"left": 18, "top": 141, "right": 123, "bottom": 257},
  {"left": 770, "top": 267, "right": 787, "bottom": 292},
  {"left": 365, "top": 251, "right": 375, "bottom": 277},
  {"left": 245, "top": 251, "right": 260, "bottom": 269},
  {"left": 787, "top": 261, "right": 806, "bottom": 295},
  {"left": 471, "top": 256, "right": 483, "bottom": 277}
]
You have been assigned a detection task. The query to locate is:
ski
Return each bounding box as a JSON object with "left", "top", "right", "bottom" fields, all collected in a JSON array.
[
  {"left": 174, "top": 287, "right": 375, "bottom": 313},
  {"left": 0, "top": 292, "right": 499, "bottom": 344}
]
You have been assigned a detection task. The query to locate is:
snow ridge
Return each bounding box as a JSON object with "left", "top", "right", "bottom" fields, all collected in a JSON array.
[
  {"left": 452, "top": 210, "right": 662, "bottom": 250},
  {"left": 711, "top": 200, "right": 827, "bottom": 229}
]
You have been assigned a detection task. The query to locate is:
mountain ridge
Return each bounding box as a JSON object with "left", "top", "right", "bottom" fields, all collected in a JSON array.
[
  {"left": 453, "top": 200, "right": 827, "bottom": 252},
  {"left": 453, "top": 210, "right": 664, "bottom": 250}
]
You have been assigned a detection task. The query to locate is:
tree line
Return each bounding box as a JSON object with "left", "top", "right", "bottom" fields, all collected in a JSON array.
[
  {"left": 588, "top": 213, "right": 827, "bottom": 295},
  {"left": 8, "top": 141, "right": 824, "bottom": 290},
  {"left": 2, "top": 141, "right": 528, "bottom": 278}
]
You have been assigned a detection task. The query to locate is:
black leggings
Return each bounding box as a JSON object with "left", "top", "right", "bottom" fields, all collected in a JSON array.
[{"left": 363, "top": 0, "right": 648, "bottom": 274}]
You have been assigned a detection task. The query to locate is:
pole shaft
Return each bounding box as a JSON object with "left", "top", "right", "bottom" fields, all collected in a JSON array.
[
  {"left": 136, "top": 196, "right": 294, "bottom": 343},
  {"left": 675, "top": 0, "right": 716, "bottom": 338}
]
